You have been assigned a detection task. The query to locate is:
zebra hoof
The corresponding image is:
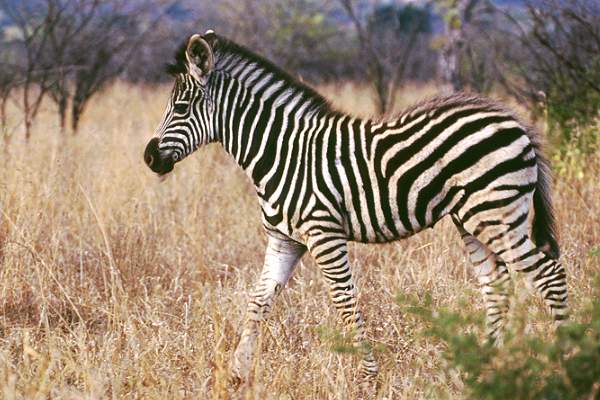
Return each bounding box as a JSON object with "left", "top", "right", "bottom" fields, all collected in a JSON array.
[
  {"left": 357, "top": 366, "right": 379, "bottom": 398},
  {"left": 228, "top": 374, "right": 251, "bottom": 400},
  {"left": 229, "top": 373, "right": 243, "bottom": 389},
  {"left": 230, "top": 356, "right": 251, "bottom": 390},
  {"left": 357, "top": 377, "right": 378, "bottom": 399}
]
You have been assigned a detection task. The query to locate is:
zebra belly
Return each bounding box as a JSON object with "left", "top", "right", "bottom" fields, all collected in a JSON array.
[{"left": 342, "top": 185, "right": 455, "bottom": 244}]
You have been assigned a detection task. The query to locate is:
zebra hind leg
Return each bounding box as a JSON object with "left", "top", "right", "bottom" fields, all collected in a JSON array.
[
  {"left": 453, "top": 216, "right": 511, "bottom": 344},
  {"left": 460, "top": 210, "right": 569, "bottom": 328},
  {"left": 494, "top": 234, "right": 568, "bottom": 326}
]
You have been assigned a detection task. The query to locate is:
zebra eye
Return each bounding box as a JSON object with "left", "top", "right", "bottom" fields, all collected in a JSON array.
[{"left": 174, "top": 103, "right": 188, "bottom": 114}]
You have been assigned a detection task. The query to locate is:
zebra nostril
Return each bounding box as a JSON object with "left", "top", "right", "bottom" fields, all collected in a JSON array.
[
  {"left": 171, "top": 153, "right": 179, "bottom": 162},
  {"left": 144, "top": 137, "right": 160, "bottom": 168}
]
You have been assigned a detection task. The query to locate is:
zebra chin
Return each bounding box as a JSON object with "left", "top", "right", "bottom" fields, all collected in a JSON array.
[{"left": 144, "top": 137, "right": 176, "bottom": 176}]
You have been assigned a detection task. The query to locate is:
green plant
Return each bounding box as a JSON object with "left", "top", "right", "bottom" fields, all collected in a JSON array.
[
  {"left": 549, "top": 116, "right": 599, "bottom": 180},
  {"left": 398, "top": 282, "right": 600, "bottom": 399}
]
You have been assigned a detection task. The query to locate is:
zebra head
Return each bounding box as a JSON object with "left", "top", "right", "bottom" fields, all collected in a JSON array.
[{"left": 144, "top": 32, "right": 217, "bottom": 175}]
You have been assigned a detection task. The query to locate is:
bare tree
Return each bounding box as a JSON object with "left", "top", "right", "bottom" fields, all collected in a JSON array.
[
  {"left": 42, "top": 0, "right": 102, "bottom": 131},
  {"left": 435, "top": 0, "right": 500, "bottom": 92},
  {"left": 437, "top": 0, "right": 472, "bottom": 91},
  {"left": 66, "top": 0, "right": 180, "bottom": 132},
  {"left": 0, "top": 61, "right": 15, "bottom": 130},
  {"left": 339, "top": 0, "right": 434, "bottom": 114},
  {"left": 1, "top": 0, "right": 180, "bottom": 136},
  {"left": 0, "top": 0, "right": 57, "bottom": 140},
  {"left": 492, "top": 0, "right": 600, "bottom": 130},
  {"left": 0, "top": 61, "right": 17, "bottom": 147},
  {"left": 217, "top": 0, "right": 341, "bottom": 81},
  {"left": 68, "top": 1, "right": 139, "bottom": 132}
]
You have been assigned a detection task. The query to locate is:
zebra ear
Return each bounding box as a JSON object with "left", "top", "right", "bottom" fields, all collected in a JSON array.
[{"left": 185, "top": 34, "right": 214, "bottom": 83}]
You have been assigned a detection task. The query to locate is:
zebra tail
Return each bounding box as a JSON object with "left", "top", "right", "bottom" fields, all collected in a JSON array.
[{"left": 531, "top": 137, "right": 560, "bottom": 259}]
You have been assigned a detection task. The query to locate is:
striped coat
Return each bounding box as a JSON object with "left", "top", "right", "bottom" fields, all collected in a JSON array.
[{"left": 144, "top": 31, "right": 567, "bottom": 385}]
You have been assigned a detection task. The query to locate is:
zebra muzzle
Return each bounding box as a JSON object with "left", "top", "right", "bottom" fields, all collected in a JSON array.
[{"left": 144, "top": 137, "right": 175, "bottom": 175}]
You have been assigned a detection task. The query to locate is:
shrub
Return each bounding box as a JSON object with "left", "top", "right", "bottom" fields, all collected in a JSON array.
[{"left": 398, "top": 278, "right": 600, "bottom": 399}]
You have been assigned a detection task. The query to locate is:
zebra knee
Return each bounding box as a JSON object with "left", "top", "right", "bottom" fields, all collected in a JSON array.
[
  {"left": 486, "top": 324, "right": 505, "bottom": 346},
  {"left": 532, "top": 261, "right": 567, "bottom": 297},
  {"left": 483, "top": 297, "right": 509, "bottom": 338},
  {"left": 358, "top": 356, "right": 379, "bottom": 378},
  {"left": 245, "top": 278, "right": 283, "bottom": 321}
]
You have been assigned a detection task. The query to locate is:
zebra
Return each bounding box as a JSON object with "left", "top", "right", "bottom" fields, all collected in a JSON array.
[{"left": 144, "top": 31, "right": 568, "bottom": 384}]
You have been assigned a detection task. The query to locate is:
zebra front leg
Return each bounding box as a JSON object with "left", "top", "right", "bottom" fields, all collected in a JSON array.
[
  {"left": 307, "top": 234, "right": 379, "bottom": 385},
  {"left": 231, "top": 236, "right": 306, "bottom": 383}
]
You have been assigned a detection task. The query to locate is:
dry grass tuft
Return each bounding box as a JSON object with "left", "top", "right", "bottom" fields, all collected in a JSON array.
[{"left": 0, "top": 81, "right": 599, "bottom": 399}]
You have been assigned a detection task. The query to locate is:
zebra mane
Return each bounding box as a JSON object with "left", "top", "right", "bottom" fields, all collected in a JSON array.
[
  {"left": 213, "top": 37, "right": 334, "bottom": 112},
  {"left": 166, "top": 34, "right": 337, "bottom": 115},
  {"left": 165, "top": 42, "right": 188, "bottom": 76},
  {"left": 397, "top": 93, "right": 509, "bottom": 122}
]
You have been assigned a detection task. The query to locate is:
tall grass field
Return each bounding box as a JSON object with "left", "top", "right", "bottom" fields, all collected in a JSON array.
[{"left": 0, "top": 82, "right": 598, "bottom": 399}]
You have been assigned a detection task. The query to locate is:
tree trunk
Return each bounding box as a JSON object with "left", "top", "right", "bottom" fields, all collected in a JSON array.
[
  {"left": 439, "top": 0, "right": 477, "bottom": 92},
  {"left": 71, "top": 110, "right": 80, "bottom": 133},
  {"left": 371, "top": 62, "right": 388, "bottom": 115},
  {"left": 1, "top": 96, "right": 10, "bottom": 155},
  {"left": 23, "top": 83, "right": 31, "bottom": 141},
  {"left": 25, "top": 118, "right": 32, "bottom": 141},
  {"left": 440, "top": 28, "right": 463, "bottom": 92},
  {"left": 0, "top": 96, "right": 7, "bottom": 130},
  {"left": 58, "top": 95, "right": 68, "bottom": 132},
  {"left": 71, "top": 99, "right": 83, "bottom": 133}
]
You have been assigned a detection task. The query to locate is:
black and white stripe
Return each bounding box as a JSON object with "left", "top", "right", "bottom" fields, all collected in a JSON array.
[{"left": 145, "top": 31, "right": 568, "bottom": 383}]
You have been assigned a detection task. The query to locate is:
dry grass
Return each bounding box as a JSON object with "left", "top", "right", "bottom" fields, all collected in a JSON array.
[{"left": 0, "top": 81, "right": 598, "bottom": 399}]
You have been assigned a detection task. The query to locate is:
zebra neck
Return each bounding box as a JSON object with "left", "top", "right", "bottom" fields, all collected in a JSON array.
[{"left": 215, "top": 74, "right": 342, "bottom": 195}]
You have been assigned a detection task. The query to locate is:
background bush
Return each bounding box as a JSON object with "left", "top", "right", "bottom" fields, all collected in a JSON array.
[{"left": 399, "top": 274, "right": 600, "bottom": 399}]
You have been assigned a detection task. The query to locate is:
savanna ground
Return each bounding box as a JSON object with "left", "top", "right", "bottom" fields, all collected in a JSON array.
[{"left": 0, "top": 82, "right": 598, "bottom": 399}]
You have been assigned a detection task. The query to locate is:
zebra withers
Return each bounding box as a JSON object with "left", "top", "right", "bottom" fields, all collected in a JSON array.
[{"left": 143, "top": 31, "right": 568, "bottom": 384}]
